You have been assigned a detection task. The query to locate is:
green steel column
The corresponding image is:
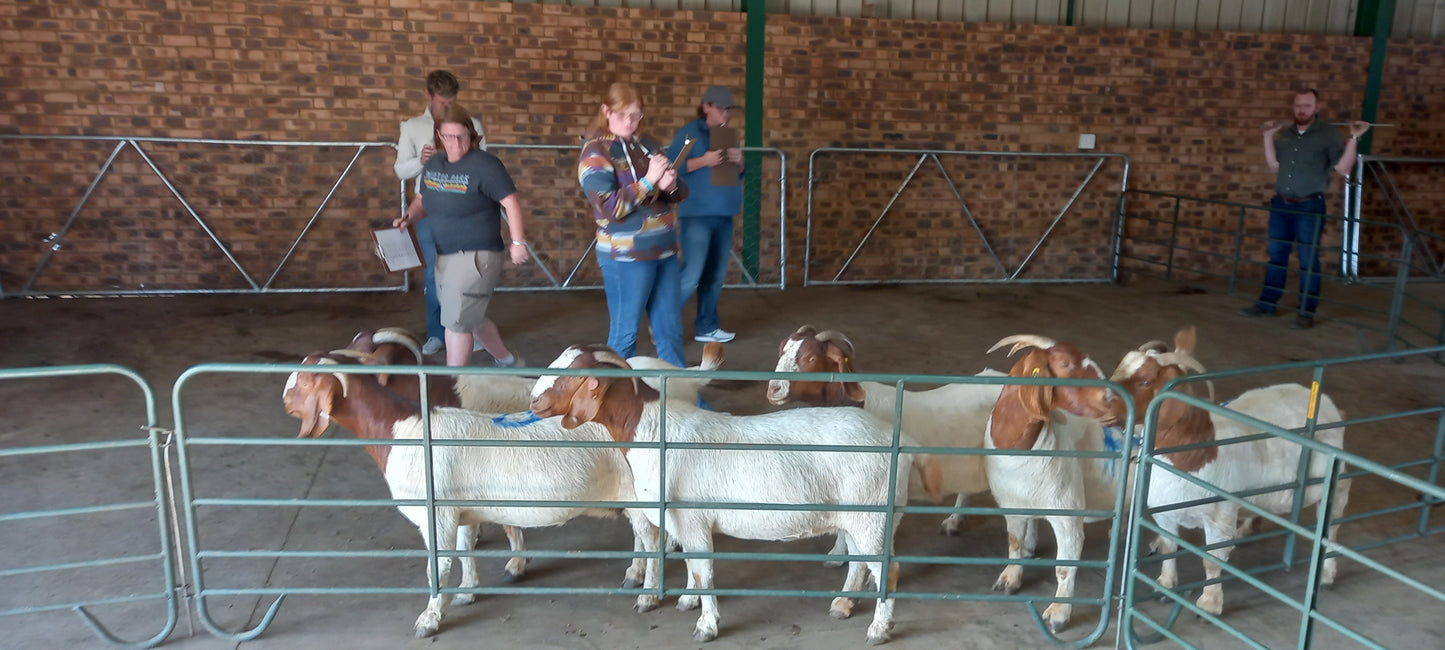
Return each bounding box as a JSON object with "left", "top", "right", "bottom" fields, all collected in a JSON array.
[
  {"left": 1354, "top": 0, "right": 1395, "bottom": 155},
  {"left": 1065, "top": 0, "right": 1076, "bottom": 26},
  {"left": 742, "top": 0, "right": 764, "bottom": 280}
]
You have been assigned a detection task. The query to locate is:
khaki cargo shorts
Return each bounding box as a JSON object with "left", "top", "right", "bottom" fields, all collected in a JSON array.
[{"left": 436, "top": 249, "right": 503, "bottom": 333}]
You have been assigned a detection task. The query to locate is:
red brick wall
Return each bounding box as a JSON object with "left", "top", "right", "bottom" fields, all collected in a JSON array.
[{"left": 1, "top": 2, "right": 1441, "bottom": 293}]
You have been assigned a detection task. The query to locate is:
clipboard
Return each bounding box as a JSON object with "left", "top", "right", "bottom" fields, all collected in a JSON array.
[
  {"left": 373, "top": 226, "right": 424, "bottom": 272},
  {"left": 669, "top": 137, "right": 696, "bottom": 171},
  {"left": 710, "top": 125, "right": 739, "bottom": 187}
]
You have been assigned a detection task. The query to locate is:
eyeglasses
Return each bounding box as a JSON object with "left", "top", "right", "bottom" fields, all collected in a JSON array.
[
  {"left": 438, "top": 133, "right": 469, "bottom": 142},
  {"left": 614, "top": 111, "right": 645, "bottom": 122}
]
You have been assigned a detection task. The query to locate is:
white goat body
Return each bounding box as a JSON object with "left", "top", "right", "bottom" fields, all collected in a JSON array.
[
  {"left": 284, "top": 366, "right": 662, "bottom": 638},
  {"left": 629, "top": 402, "right": 938, "bottom": 645},
  {"left": 1143, "top": 383, "right": 1348, "bottom": 616}
]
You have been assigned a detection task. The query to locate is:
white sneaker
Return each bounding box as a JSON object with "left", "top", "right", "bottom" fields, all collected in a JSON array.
[
  {"left": 421, "top": 337, "right": 444, "bottom": 355},
  {"left": 694, "top": 328, "right": 736, "bottom": 343},
  {"left": 495, "top": 353, "right": 526, "bottom": 368},
  {"left": 474, "top": 339, "right": 484, "bottom": 352}
]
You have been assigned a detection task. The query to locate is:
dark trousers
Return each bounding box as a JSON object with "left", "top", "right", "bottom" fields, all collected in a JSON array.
[{"left": 1254, "top": 196, "right": 1326, "bottom": 317}]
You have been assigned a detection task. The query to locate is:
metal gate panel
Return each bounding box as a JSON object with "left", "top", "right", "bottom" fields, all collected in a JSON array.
[
  {"left": 0, "top": 365, "right": 178, "bottom": 648},
  {"left": 804, "top": 147, "right": 1130, "bottom": 286},
  {"left": 1121, "top": 346, "right": 1445, "bottom": 649},
  {"left": 170, "top": 360, "right": 1134, "bottom": 646}
]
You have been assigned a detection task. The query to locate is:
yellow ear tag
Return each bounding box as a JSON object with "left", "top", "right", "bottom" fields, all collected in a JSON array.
[{"left": 1031, "top": 368, "right": 1041, "bottom": 377}]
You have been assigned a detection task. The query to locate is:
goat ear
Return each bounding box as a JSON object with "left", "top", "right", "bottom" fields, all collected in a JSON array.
[
  {"left": 295, "top": 375, "right": 337, "bottom": 438},
  {"left": 1011, "top": 349, "right": 1054, "bottom": 422},
  {"left": 825, "top": 343, "right": 866, "bottom": 402},
  {"left": 1173, "top": 326, "right": 1198, "bottom": 356},
  {"left": 561, "top": 377, "right": 603, "bottom": 430}
]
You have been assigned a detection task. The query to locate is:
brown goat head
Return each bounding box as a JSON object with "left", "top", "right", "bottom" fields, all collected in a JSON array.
[
  {"left": 530, "top": 345, "right": 651, "bottom": 439},
  {"left": 283, "top": 353, "right": 348, "bottom": 439},
  {"left": 766, "top": 325, "right": 865, "bottom": 406}
]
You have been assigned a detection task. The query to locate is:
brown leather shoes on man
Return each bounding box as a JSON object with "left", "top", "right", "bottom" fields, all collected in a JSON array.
[
  {"left": 1238, "top": 304, "right": 1277, "bottom": 317},
  {"left": 1288, "top": 316, "right": 1315, "bottom": 330}
]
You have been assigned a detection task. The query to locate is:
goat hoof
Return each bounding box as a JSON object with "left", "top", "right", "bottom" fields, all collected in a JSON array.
[
  {"left": 991, "top": 580, "right": 1019, "bottom": 596},
  {"left": 692, "top": 625, "right": 718, "bottom": 643},
  {"left": 823, "top": 559, "right": 845, "bottom": 569},
  {"left": 502, "top": 569, "right": 523, "bottom": 583},
  {"left": 413, "top": 612, "right": 441, "bottom": 638},
  {"left": 866, "top": 621, "right": 894, "bottom": 645},
  {"left": 1049, "top": 619, "right": 1067, "bottom": 635},
  {"left": 449, "top": 593, "right": 477, "bottom": 607},
  {"left": 829, "top": 597, "right": 854, "bottom": 619},
  {"left": 677, "top": 595, "right": 701, "bottom": 611},
  {"left": 622, "top": 577, "right": 643, "bottom": 589},
  {"left": 634, "top": 595, "right": 660, "bottom": 613}
]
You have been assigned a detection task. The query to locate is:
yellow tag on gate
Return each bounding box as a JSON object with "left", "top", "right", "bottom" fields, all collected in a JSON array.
[{"left": 1307, "top": 381, "right": 1321, "bottom": 419}]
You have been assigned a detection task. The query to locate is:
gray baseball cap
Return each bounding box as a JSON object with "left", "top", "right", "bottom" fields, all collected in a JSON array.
[{"left": 701, "top": 86, "right": 738, "bottom": 108}]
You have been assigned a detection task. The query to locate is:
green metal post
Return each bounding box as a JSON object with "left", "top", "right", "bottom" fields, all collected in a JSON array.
[
  {"left": 1354, "top": 0, "right": 1395, "bottom": 155},
  {"left": 742, "top": 0, "right": 765, "bottom": 280},
  {"left": 1065, "top": 0, "right": 1076, "bottom": 26}
]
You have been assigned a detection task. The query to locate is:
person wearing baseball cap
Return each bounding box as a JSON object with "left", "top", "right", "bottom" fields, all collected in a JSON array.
[{"left": 667, "top": 86, "right": 743, "bottom": 344}]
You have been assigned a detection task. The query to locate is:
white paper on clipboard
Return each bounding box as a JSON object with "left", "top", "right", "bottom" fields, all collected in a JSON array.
[{"left": 373, "top": 227, "right": 423, "bottom": 272}]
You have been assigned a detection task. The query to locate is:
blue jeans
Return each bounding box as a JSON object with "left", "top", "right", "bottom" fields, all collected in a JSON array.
[
  {"left": 679, "top": 215, "right": 734, "bottom": 333},
  {"left": 415, "top": 220, "right": 445, "bottom": 341},
  {"left": 596, "top": 252, "right": 686, "bottom": 367},
  {"left": 1255, "top": 196, "right": 1326, "bottom": 317}
]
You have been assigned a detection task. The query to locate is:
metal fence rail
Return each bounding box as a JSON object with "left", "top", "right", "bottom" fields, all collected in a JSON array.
[
  {"left": 804, "top": 147, "right": 1130, "bottom": 286},
  {"left": 1117, "top": 189, "right": 1444, "bottom": 353},
  {"left": 1121, "top": 345, "right": 1445, "bottom": 649},
  {"left": 171, "top": 361, "right": 1135, "bottom": 647},
  {"left": 0, "top": 365, "right": 179, "bottom": 648}
]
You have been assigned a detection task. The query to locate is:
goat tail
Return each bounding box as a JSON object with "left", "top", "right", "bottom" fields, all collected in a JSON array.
[{"left": 913, "top": 454, "right": 945, "bottom": 504}]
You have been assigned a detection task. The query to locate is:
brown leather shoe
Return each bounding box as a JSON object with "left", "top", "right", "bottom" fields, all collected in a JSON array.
[{"left": 1288, "top": 316, "right": 1315, "bottom": 330}]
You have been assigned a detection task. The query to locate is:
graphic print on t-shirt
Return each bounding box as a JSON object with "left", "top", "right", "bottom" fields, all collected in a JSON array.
[{"left": 423, "top": 170, "right": 470, "bottom": 194}]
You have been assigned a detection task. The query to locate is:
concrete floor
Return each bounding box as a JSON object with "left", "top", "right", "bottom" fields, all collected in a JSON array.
[{"left": 2, "top": 279, "right": 1443, "bottom": 649}]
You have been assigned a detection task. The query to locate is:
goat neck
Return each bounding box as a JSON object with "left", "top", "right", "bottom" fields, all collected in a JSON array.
[
  {"left": 1152, "top": 388, "right": 1218, "bottom": 472},
  {"left": 313, "top": 369, "right": 421, "bottom": 470},
  {"left": 990, "top": 383, "right": 1048, "bottom": 450},
  {"left": 594, "top": 376, "right": 657, "bottom": 445}
]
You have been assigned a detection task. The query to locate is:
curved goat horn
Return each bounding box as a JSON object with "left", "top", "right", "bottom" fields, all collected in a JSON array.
[
  {"left": 592, "top": 348, "right": 633, "bottom": 370},
  {"left": 987, "top": 334, "right": 1058, "bottom": 357},
  {"left": 1156, "top": 351, "right": 1214, "bottom": 403},
  {"left": 1136, "top": 340, "right": 1169, "bottom": 353},
  {"left": 372, "top": 328, "right": 424, "bottom": 364},
  {"left": 312, "top": 357, "right": 349, "bottom": 398},
  {"left": 792, "top": 324, "right": 818, "bottom": 337},
  {"left": 327, "top": 349, "right": 377, "bottom": 363},
  {"left": 814, "top": 330, "right": 855, "bottom": 357}
]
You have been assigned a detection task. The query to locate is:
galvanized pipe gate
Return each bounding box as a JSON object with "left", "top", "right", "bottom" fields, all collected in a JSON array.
[{"left": 5, "top": 348, "right": 1443, "bottom": 648}]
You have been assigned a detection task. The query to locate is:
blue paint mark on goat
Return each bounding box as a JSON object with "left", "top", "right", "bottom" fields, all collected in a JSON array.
[{"left": 493, "top": 411, "right": 542, "bottom": 428}]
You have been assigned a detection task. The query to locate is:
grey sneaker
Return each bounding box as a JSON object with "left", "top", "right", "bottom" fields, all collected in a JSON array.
[
  {"left": 694, "top": 328, "right": 736, "bottom": 343},
  {"left": 421, "top": 337, "right": 444, "bottom": 355},
  {"left": 495, "top": 353, "right": 525, "bottom": 368}
]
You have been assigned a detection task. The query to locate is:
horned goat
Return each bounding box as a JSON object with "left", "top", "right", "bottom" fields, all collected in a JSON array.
[
  {"left": 1110, "top": 326, "right": 1350, "bottom": 617},
  {"left": 282, "top": 352, "right": 664, "bottom": 638},
  {"left": 530, "top": 345, "right": 944, "bottom": 645},
  {"left": 982, "top": 334, "right": 1129, "bottom": 634}
]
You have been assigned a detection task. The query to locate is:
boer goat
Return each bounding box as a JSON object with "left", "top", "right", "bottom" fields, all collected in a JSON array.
[
  {"left": 767, "top": 325, "right": 1002, "bottom": 546},
  {"left": 1111, "top": 326, "right": 1350, "bottom": 616},
  {"left": 283, "top": 353, "right": 663, "bottom": 638},
  {"left": 983, "top": 334, "right": 1128, "bottom": 634},
  {"left": 339, "top": 329, "right": 725, "bottom": 581},
  {"left": 531, "top": 345, "right": 944, "bottom": 645}
]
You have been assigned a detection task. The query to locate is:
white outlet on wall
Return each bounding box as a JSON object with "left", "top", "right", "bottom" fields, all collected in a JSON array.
[{"left": 1078, "top": 133, "right": 1096, "bottom": 149}]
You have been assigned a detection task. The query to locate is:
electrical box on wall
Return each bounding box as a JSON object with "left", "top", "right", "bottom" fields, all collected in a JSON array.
[{"left": 1078, "top": 133, "right": 1096, "bottom": 149}]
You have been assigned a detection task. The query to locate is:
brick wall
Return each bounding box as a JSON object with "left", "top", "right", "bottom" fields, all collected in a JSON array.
[{"left": 1, "top": 2, "right": 1441, "bottom": 293}]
